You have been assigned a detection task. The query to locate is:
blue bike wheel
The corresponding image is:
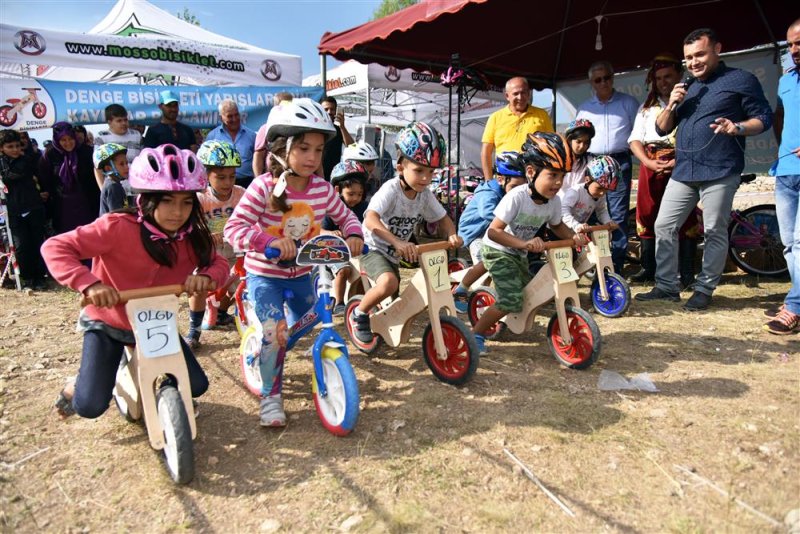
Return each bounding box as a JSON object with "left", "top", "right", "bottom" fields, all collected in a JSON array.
[
  {"left": 591, "top": 272, "right": 631, "bottom": 318},
  {"left": 313, "top": 346, "right": 359, "bottom": 436}
]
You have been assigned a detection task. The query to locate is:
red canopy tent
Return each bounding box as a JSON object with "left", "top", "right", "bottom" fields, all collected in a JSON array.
[{"left": 319, "top": 0, "right": 792, "bottom": 89}]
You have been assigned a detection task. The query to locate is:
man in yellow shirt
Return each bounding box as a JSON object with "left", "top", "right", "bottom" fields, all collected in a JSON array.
[{"left": 481, "top": 77, "right": 553, "bottom": 180}]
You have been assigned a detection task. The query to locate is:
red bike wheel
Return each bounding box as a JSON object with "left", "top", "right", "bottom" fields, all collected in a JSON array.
[
  {"left": 467, "top": 286, "right": 506, "bottom": 340},
  {"left": 0, "top": 106, "right": 16, "bottom": 127},
  {"left": 32, "top": 102, "right": 46, "bottom": 119},
  {"left": 422, "top": 315, "right": 478, "bottom": 385},
  {"left": 546, "top": 306, "right": 601, "bottom": 369},
  {"left": 448, "top": 258, "right": 469, "bottom": 273},
  {"left": 344, "top": 295, "right": 383, "bottom": 355}
]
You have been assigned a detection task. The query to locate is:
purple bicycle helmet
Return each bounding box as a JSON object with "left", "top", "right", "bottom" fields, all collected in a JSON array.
[
  {"left": 129, "top": 144, "right": 207, "bottom": 193},
  {"left": 395, "top": 122, "right": 447, "bottom": 169},
  {"left": 586, "top": 155, "right": 620, "bottom": 191}
]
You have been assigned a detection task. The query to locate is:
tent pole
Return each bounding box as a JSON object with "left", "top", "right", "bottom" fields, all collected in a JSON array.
[
  {"left": 551, "top": 0, "right": 571, "bottom": 122},
  {"left": 751, "top": 0, "right": 781, "bottom": 64},
  {"left": 446, "top": 82, "right": 453, "bottom": 227},
  {"left": 366, "top": 81, "right": 372, "bottom": 123},
  {"left": 455, "top": 83, "right": 463, "bottom": 225},
  {"left": 321, "top": 54, "right": 328, "bottom": 97}
]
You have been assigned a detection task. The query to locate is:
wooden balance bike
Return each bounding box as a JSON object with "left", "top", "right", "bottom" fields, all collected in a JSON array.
[
  {"left": 467, "top": 240, "right": 602, "bottom": 369},
  {"left": 572, "top": 223, "right": 631, "bottom": 318},
  {"left": 345, "top": 241, "right": 480, "bottom": 385}
]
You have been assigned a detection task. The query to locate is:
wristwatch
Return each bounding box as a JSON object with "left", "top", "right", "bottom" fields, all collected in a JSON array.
[{"left": 734, "top": 123, "right": 745, "bottom": 135}]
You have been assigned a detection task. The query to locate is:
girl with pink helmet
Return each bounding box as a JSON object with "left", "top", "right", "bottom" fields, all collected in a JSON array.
[{"left": 42, "top": 144, "right": 230, "bottom": 420}]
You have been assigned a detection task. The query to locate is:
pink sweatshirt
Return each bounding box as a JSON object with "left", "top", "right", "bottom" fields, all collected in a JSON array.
[
  {"left": 41, "top": 213, "right": 230, "bottom": 331},
  {"left": 224, "top": 172, "right": 362, "bottom": 279}
]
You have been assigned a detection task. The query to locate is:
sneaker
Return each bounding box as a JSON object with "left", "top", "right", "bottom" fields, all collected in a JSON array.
[
  {"left": 452, "top": 286, "right": 469, "bottom": 314},
  {"left": 216, "top": 311, "right": 235, "bottom": 327},
  {"left": 259, "top": 395, "right": 286, "bottom": 427},
  {"left": 332, "top": 303, "right": 346, "bottom": 316},
  {"left": 201, "top": 304, "right": 218, "bottom": 330},
  {"left": 683, "top": 291, "right": 711, "bottom": 311},
  {"left": 634, "top": 287, "right": 680, "bottom": 302},
  {"left": 764, "top": 308, "right": 799, "bottom": 335},
  {"left": 349, "top": 308, "right": 373, "bottom": 343},
  {"left": 474, "top": 333, "right": 487, "bottom": 356},
  {"left": 763, "top": 304, "right": 785, "bottom": 319},
  {"left": 184, "top": 331, "right": 201, "bottom": 349}
]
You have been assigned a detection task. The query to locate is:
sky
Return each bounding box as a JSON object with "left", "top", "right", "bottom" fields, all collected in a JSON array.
[{"left": 2, "top": 0, "right": 383, "bottom": 77}]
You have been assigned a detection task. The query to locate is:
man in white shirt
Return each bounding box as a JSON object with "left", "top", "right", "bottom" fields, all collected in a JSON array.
[
  {"left": 93, "top": 103, "right": 142, "bottom": 191},
  {"left": 627, "top": 54, "right": 700, "bottom": 286}
]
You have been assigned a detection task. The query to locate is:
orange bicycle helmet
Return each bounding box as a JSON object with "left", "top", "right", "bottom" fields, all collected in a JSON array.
[{"left": 521, "top": 131, "right": 573, "bottom": 173}]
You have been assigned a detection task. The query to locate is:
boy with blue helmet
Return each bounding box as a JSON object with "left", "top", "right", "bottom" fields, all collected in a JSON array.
[{"left": 452, "top": 151, "right": 527, "bottom": 312}]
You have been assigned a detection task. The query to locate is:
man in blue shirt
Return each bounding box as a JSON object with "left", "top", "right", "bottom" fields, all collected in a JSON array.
[
  {"left": 143, "top": 90, "right": 197, "bottom": 152},
  {"left": 206, "top": 99, "right": 257, "bottom": 188},
  {"left": 637, "top": 28, "right": 773, "bottom": 310},
  {"left": 576, "top": 61, "right": 640, "bottom": 273},
  {"left": 765, "top": 18, "right": 800, "bottom": 334}
]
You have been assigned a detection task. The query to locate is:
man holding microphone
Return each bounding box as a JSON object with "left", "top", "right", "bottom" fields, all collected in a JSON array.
[{"left": 636, "top": 28, "right": 773, "bottom": 311}]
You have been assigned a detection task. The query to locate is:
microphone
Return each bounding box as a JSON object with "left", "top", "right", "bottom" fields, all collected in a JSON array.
[{"left": 668, "top": 75, "right": 695, "bottom": 112}]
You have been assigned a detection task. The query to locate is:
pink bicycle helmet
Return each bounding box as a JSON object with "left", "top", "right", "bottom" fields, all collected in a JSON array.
[{"left": 129, "top": 144, "right": 207, "bottom": 193}]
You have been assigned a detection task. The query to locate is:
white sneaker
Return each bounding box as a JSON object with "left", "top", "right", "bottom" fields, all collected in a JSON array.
[{"left": 259, "top": 395, "right": 286, "bottom": 427}]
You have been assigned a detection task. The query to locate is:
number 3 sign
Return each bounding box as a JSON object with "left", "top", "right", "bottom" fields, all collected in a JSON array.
[
  {"left": 126, "top": 295, "right": 182, "bottom": 358},
  {"left": 551, "top": 247, "right": 579, "bottom": 283}
]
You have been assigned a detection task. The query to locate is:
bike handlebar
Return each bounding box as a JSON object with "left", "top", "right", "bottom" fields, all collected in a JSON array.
[
  {"left": 264, "top": 244, "right": 370, "bottom": 259},
  {"left": 416, "top": 241, "right": 455, "bottom": 254},
  {"left": 543, "top": 239, "right": 577, "bottom": 250},
  {"left": 80, "top": 284, "right": 184, "bottom": 307},
  {"left": 583, "top": 223, "right": 616, "bottom": 233}
]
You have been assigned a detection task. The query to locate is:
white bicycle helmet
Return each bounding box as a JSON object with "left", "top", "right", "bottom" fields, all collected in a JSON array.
[
  {"left": 265, "top": 98, "right": 336, "bottom": 143},
  {"left": 343, "top": 141, "right": 379, "bottom": 162}
]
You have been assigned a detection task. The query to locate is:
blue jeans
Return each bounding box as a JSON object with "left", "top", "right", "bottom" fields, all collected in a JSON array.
[
  {"left": 776, "top": 175, "right": 800, "bottom": 315},
  {"left": 73, "top": 330, "right": 208, "bottom": 419},
  {"left": 246, "top": 274, "right": 315, "bottom": 396},
  {"left": 603, "top": 152, "right": 632, "bottom": 272}
]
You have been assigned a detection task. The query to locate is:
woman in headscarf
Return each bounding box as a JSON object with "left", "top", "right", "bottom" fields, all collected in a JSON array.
[{"left": 38, "top": 122, "right": 99, "bottom": 234}]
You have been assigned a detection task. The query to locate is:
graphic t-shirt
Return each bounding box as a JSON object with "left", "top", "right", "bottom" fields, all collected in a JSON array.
[
  {"left": 363, "top": 177, "right": 446, "bottom": 263},
  {"left": 482, "top": 184, "right": 562, "bottom": 257},
  {"left": 559, "top": 183, "right": 612, "bottom": 232},
  {"left": 198, "top": 185, "right": 246, "bottom": 260}
]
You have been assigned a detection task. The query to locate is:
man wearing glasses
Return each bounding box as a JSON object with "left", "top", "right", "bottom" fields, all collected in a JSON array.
[
  {"left": 576, "top": 61, "right": 640, "bottom": 274},
  {"left": 481, "top": 77, "right": 553, "bottom": 182}
]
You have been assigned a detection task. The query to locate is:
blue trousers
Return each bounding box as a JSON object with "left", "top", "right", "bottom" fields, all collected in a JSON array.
[
  {"left": 595, "top": 152, "right": 632, "bottom": 272},
  {"left": 776, "top": 175, "right": 800, "bottom": 315}
]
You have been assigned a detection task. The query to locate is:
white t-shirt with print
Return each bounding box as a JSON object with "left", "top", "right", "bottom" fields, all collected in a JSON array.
[
  {"left": 482, "top": 184, "right": 562, "bottom": 257},
  {"left": 364, "top": 177, "right": 446, "bottom": 263},
  {"left": 560, "top": 183, "right": 612, "bottom": 232}
]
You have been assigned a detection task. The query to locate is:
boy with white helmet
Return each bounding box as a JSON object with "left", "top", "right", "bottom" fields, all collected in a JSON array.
[{"left": 343, "top": 140, "right": 381, "bottom": 199}]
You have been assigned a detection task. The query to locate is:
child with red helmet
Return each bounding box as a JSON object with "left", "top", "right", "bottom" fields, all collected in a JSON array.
[
  {"left": 349, "top": 121, "right": 463, "bottom": 344},
  {"left": 43, "top": 144, "right": 230, "bottom": 419}
]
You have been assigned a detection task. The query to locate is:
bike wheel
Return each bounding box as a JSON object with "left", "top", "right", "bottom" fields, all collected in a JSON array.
[
  {"left": 32, "top": 102, "right": 46, "bottom": 119},
  {"left": 467, "top": 286, "right": 506, "bottom": 340},
  {"left": 313, "top": 346, "right": 359, "bottom": 436},
  {"left": 344, "top": 295, "right": 383, "bottom": 355},
  {"left": 591, "top": 272, "right": 631, "bottom": 318},
  {"left": 0, "top": 106, "right": 16, "bottom": 127},
  {"left": 156, "top": 385, "right": 194, "bottom": 485},
  {"left": 728, "top": 204, "right": 788, "bottom": 277},
  {"left": 546, "top": 306, "right": 601, "bottom": 370},
  {"left": 113, "top": 350, "right": 137, "bottom": 423},
  {"left": 239, "top": 326, "right": 263, "bottom": 396},
  {"left": 448, "top": 257, "right": 469, "bottom": 273},
  {"left": 422, "top": 315, "right": 479, "bottom": 385}
]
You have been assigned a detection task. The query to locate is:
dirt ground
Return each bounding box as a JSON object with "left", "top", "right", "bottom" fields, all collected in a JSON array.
[{"left": 0, "top": 264, "right": 797, "bottom": 533}]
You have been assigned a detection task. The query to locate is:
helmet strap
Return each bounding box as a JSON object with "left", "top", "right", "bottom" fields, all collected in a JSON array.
[
  {"left": 103, "top": 160, "right": 122, "bottom": 181},
  {"left": 136, "top": 194, "right": 192, "bottom": 242},
  {"left": 399, "top": 174, "right": 414, "bottom": 191},
  {"left": 528, "top": 168, "right": 549, "bottom": 204}
]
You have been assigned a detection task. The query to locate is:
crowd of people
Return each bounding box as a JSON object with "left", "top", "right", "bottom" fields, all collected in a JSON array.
[{"left": 0, "top": 22, "right": 796, "bottom": 429}]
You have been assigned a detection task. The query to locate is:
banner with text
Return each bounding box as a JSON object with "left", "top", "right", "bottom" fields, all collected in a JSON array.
[{"left": 0, "top": 79, "right": 324, "bottom": 130}]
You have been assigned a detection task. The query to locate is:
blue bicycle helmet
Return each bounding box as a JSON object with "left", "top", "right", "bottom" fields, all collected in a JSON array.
[{"left": 495, "top": 151, "right": 525, "bottom": 177}]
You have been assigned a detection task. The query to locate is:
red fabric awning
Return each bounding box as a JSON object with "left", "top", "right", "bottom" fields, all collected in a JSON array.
[{"left": 319, "top": 0, "right": 792, "bottom": 90}]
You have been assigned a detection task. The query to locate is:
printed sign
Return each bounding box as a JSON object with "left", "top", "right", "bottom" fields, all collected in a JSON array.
[
  {"left": 593, "top": 230, "right": 612, "bottom": 258},
  {"left": 421, "top": 250, "right": 450, "bottom": 293},
  {"left": 297, "top": 235, "right": 350, "bottom": 266},
  {"left": 132, "top": 307, "right": 181, "bottom": 358},
  {"left": 551, "top": 247, "right": 579, "bottom": 284}
]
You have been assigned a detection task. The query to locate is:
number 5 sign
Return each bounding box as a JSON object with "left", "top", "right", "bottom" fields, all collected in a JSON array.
[{"left": 126, "top": 295, "right": 182, "bottom": 358}]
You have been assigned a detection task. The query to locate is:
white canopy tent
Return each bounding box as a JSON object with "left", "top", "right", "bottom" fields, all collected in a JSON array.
[{"left": 1, "top": 0, "right": 302, "bottom": 86}]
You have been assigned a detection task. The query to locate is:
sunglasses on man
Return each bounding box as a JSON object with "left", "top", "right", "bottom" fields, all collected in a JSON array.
[{"left": 593, "top": 74, "right": 613, "bottom": 84}]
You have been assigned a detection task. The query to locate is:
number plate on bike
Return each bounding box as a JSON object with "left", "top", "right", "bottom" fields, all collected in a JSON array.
[
  {"left": 592, "top": 230, "right": 612, "bottom": 258},
  {"left": 551, "top": 247, "right": 579, "bottom": 283},
  {"left": 127, "top": 296, "right": 182, "bottom": 359},
  {"left": 421, "top": 250, "right": 450, "bottom": 293}
]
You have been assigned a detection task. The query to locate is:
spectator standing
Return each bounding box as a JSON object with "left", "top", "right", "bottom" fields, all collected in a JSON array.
[
  {"left": 143, "top": 90, "right": 197, "bottom": 151},
  {"left": 206, "top": 99, "right": 257, "bottom": 189},
  {"left": 627, "top": 54, "right": 700, "bottom": 286},
  {"left": 93, "top": 103, "right": 142, "bottom": 190},
  {"left": 320, "top": 96, "right": 354, "bottom": 181},
  {"left": 480, "top": 76, "right": 553, "bottom": 181},
  {"left": 765, "top": 18, "right": 800, "bottom": 334},
  {"left": 253, "top": 91, "right": 293, "bottom": 177},
  {"left": 576, "top": 61, "right": 640, "bottom": 274},
  {"left": 636, "top": 28, "right": 773, "bottom": 310}
]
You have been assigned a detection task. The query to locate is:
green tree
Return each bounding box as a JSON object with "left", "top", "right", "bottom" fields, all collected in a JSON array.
[
  {"left": 176, "top": 7, "right": 201, "bottom": 26},
  {"left": 372, "top": 0, "right": 418, "bottom": 20}
]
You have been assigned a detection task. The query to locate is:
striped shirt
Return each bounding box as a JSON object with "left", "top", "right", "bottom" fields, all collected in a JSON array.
[{"left": 224, "top": 172, "right": 362, "bottom": 279}]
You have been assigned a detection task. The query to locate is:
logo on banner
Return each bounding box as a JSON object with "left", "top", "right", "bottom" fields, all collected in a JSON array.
[
  {"left": 14, "top": 30, "right": 46, "bottom": 56},
  {"left": 384, "top": 66, "right": 401, "bottom": 83},
  {"left": 261, "top": 60, "right": 282, "bottom": 81}
]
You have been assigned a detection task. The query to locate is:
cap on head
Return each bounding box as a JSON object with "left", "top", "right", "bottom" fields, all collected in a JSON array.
[{"left": 159, "top": 90, "right": 179, "bottom": 105}]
